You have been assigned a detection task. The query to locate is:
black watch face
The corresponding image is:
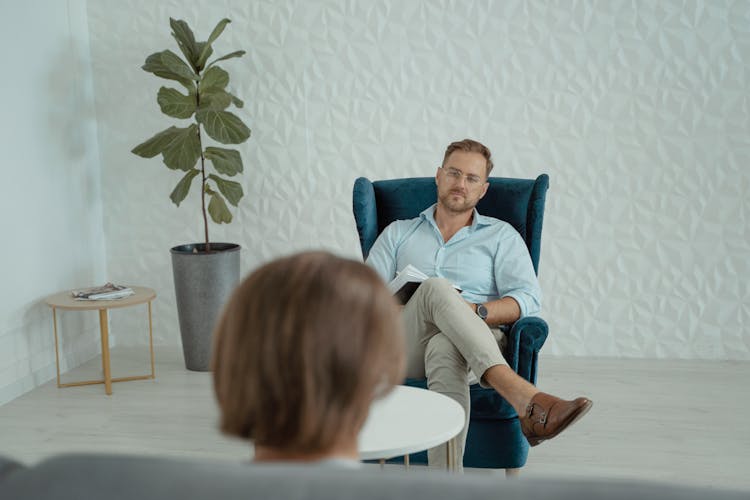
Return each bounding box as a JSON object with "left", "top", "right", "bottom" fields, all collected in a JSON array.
[{"left": 477, "top": 304, "right": 488, "bottom": 319}]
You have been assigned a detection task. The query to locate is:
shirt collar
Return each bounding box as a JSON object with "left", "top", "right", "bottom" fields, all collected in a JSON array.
[{"left": 420, "top": 203, "right": 491, "bottom": 231}]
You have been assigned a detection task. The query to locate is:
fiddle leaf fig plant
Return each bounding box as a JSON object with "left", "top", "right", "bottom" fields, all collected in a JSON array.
[{"left": 132, "top": 18, "right": 250, "bottom": 252}]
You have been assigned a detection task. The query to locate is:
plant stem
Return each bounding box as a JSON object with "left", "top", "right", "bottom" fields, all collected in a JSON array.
[
  {"left": 195, "top": 79, "right": 210, "bottom": 253},
  {"left": 197, "top": 127, "right": 210, "bottom": 253}
]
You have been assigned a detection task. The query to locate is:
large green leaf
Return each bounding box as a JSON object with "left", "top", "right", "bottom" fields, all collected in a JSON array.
[
  {"left": 197, "top": 66, "right": 232, "bottom": 111},
  {"left": 207, "top": 189, "right": 233, "bottom": 224},
  {"left": 199, "top": 89, "right": 232, "bottom": 111},
  {"left": 205, "top": 50, "right": 245, "bottom": 70},
  {"left": 142, "top": 50, "right": 197, "bottom": 90},
  {"left": 194, "top": 42, "right": 212, "bottom": 71},
  {"left": 196, "top": 18, "right": 231, "bottom": 69},
  {"left": 131, "top": 126, "right": 182, "bottom": 158},
  {"left": 207, "top": 19, "right": 231, "bottom": 46},
  {"left": 205, "top": 147, "right": 243, "bottom": 176},
  {"left": 197, "top": 109, "right": 251, "bottom": 144},
  {"left": 170, "top": 18, "right": 199, "bottom": 70},
  {"left": 161, "top": 124, "right": 201, "bottom": 171},
  {"left": 200, "top": 66, "right": 229, "bottom": 93},
  {"left": 169, "top": 169, "right": 200, "bottom": 206},
  {"left": 208, "top": 174, "right": 243, "bottom": 206},
  {"left": 157, "top": 87, "right": 196, "bottom": 119}
]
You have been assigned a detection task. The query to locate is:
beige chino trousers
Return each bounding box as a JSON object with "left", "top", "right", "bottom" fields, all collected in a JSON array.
[{"left": 401, "top": 278, "right": 508, "bottom": 471}]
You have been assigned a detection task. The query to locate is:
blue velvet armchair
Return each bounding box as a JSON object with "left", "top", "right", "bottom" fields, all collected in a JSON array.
[{"left": 352, "top": 174, "right": 550, "bottom": 470}]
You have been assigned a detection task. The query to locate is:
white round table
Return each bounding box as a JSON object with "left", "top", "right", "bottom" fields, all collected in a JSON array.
[{"left": 358, "top": 385, "right": 465, "bottom": 470}]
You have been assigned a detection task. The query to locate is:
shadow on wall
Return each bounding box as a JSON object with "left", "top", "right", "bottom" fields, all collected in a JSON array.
[
  {"left": 45, "top": 40, "right": 100, "bottom": 208},
  {"left": 21, "top": 297, "right": 100, "bottom": 389}
]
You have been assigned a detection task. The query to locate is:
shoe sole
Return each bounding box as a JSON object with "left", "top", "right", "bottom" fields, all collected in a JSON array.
[{"left": 527, "top": 399, "right": 593, "bottom": 447}]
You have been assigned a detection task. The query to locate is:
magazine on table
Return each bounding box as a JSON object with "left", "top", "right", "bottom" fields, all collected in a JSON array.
[
  {"left": 387, "top": 265, "right": 461, "bottom": 305},
  {"left": 71, "top": 283, "right": 135, "bottom": 301}
]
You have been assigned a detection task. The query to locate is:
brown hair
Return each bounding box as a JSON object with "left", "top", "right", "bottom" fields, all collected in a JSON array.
[
  {"left": 442, "top": 138, "right": 494, "bottom": 176},
  {"left": 212, "top": 251, "right": 405, "bottom": 455}
]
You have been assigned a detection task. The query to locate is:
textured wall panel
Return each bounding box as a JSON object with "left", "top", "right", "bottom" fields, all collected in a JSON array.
[{"left": 87, "top": 0, "right": 750, "bottom": 359}]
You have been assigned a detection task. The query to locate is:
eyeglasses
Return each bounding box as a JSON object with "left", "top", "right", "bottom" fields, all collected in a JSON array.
[{"left": 441, "top": 167, "right": 485, "bottom": 187}]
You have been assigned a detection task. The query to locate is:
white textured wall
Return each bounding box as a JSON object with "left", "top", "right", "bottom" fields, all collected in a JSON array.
[
  {"left": 87, "top": 0, "right": 750, "bottom": 359},
  {"left": 0, "top": 0, "right": 106, "bottom": 404}
]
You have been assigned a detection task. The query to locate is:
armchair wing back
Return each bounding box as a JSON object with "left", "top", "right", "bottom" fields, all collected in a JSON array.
[{"left": 352, "top": 174, "right": 550, "bottom": 470}]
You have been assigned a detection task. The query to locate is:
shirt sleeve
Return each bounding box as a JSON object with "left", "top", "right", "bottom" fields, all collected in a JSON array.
[
  {"left": 494, "top": 227, "right": 542, "bottom": 318},
  {"left": 365, "top": 222, "right": 400, "bottom": 284}
]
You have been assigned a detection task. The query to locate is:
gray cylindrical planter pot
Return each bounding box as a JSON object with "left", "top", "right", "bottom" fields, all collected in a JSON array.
[{"left": 170, "top": 243, "right": 241, "bottom": 371}]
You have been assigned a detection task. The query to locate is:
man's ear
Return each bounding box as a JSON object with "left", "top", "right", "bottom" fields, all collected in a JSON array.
[{"left": 435, "top": 167, "right": 441, "bottom": 184}]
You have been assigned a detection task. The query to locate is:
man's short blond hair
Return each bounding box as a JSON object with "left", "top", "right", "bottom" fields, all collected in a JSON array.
[
  {"left": 212, "top": 251, "right": 405, "bottom": 454},
  {"left": 442, "top": 139, "right": 494, "bottom": 177}
]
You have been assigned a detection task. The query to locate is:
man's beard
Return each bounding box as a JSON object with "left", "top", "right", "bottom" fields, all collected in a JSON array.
[{"left": 438, "top": 189, "right": 478, "bottom": 214}]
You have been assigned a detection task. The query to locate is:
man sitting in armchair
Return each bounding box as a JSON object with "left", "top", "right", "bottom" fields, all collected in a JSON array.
[{"left": 366, "top": 139, "right": 592, "bottom": 471}]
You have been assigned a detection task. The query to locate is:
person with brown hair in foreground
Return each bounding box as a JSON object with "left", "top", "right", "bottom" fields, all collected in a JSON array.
[{"left": 212, "top": 251, "right": 405, "bottom": 464}]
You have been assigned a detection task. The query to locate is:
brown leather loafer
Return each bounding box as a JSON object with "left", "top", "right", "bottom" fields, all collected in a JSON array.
[{"left": 520, "top": 392, "right": 593, "bottom": 446}]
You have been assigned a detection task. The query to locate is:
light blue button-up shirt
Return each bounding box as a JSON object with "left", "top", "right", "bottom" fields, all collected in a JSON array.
[{"left": 366, "top": 204, "right": 541, "bottom": 318}]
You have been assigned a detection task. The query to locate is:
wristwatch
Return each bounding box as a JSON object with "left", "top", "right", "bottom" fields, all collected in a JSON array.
[{"left": 475, "top": 303, "right": 488, "bottom": 321}]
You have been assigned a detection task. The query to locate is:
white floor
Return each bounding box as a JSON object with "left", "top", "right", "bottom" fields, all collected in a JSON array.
[{"left": 0, "top": 346, "right": 748, "bottom": 491}]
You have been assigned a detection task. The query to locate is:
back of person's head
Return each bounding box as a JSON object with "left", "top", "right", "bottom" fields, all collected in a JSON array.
[{"left": 212, "top": 251, "right": 404, "bottom": 456}]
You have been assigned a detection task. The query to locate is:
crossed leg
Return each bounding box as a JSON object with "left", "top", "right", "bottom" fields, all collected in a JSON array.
[{"left": 401, "top": 278, "right": 592, "bottom": 468}]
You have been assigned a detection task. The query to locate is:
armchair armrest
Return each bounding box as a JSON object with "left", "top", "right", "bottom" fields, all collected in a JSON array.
[
  {"left": 504, "top": 316, "right": 548, "bottom": 385},
  {"left": 462, "top": 317, "right": 548, "bottom": 422}
]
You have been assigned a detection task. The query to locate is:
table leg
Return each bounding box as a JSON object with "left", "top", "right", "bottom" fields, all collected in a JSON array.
[
  {"left": 52, "top": 308, "right": 62, "bottom": 388},
  {"left": 446, "top": 437, "right": 457, "bottom": 472},
  {"left": 98, "top": 309, "right": 112, "bottom": 395},
  {"left": 148, "top": 301, "right": 155, "bottom": 379}
]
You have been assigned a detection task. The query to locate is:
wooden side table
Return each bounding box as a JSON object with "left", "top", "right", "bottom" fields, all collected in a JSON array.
[{"left": 44, "top": 286, "right": 156, "bottom": 395}]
